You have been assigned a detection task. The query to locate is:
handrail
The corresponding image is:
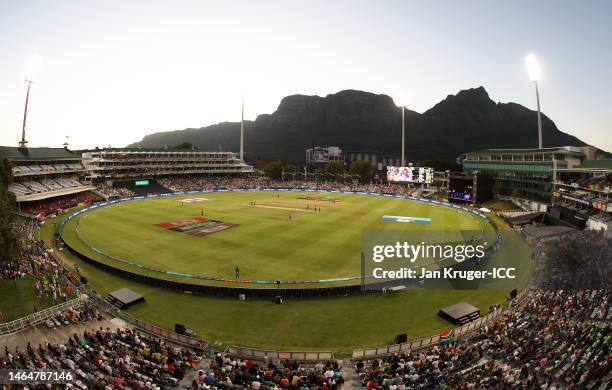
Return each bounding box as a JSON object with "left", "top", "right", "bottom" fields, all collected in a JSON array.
[
  {"left": 225, "top": 346, "right": 335, "bottom": 362},
  {"left": 0, "top": 296, "right": 88, "bottom": 336}
]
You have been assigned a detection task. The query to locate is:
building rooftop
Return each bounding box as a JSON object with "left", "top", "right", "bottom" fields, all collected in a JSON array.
[
  {"left": 577, "top": 159, "right": 612, "bottom": 170},
  {"left": 0, "top": 146, "right": 81, "bottom": 161},
  {"left": 80, "top": 147, "right": 236, "bottom": 154},
  {"left": 466, "top": 146, "right": 585, "bottom": 156}
]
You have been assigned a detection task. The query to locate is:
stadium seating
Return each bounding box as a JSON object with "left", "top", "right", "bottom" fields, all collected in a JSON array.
[
  {"left": 7, "top": 178, "right": 87, "bottom": 200},
  {"left": 41, "top": 178, "right": 63, "bottom": 190},
  {"left": 20, "top": 192, "right": 100, "bottom": 216},
  {"left": 8, "top": 182, "right": 32, "bottom": 195},
  {"left": 113, "top": 179, "right": 171, "bottom": 196},
  {"left": 24, "top": 181, "right": 49, "bottom": 192}
]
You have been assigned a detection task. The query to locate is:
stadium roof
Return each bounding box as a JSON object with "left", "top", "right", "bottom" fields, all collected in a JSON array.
[
  {"left": 0, "top": 146, "right": 81, "bottom": 161},
  {"left": 465, "top": 146, "right": 584, "bottom": 156},
  {"left": 79, "top": 147, "right": 185, "bottom": 152},
  {"left": 78, "top": 147, "right": 233, "bottom": 153},
  {"left": 555, "top": 158, "right": 612, "bottom": 173}
]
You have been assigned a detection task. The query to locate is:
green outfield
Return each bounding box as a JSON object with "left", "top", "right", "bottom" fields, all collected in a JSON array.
[
  {"left": 44, "top": 191, "right": 535, "bottom": 353},
  {"left": 61, "top": 191, "right": 493, "bottom": 285}
]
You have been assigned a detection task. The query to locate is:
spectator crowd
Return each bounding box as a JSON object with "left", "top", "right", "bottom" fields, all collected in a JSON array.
[
  {"left": 356, "top": 290, "right": 610, "bottom": 389},
  {"left": 158, "top": 176, "right": 422, "bottom": 197},
  {"left": 97, "top": 185, "right": 136, "bottom": 199},
  {"left": 1, "top": 220, "right": 76, "bottom": 312},
  {"left": 189, "top": 354, "right": 344, "bottom": 390},
  {"left": 20, "top": 192, "right": 100, "bottom": 219},
  {"left": 1, "top": 327, "right": 201, "bottom": 389}
]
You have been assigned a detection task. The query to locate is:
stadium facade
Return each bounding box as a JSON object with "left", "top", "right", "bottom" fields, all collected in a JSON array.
[
  {"left": 461, "top": 146, "right": 587, "bottom": 204},
  {"left": 552, "top": 158, "right": 612, "bottom": 234},
  {"left": 0, "top": 146, "right": 254, "bottom": 213},
  {"left": 81, "top": 148, "right": 253, "bottom": 180},
  {"left": 0, "top": 146, "right": 93, "bottom": 202}
]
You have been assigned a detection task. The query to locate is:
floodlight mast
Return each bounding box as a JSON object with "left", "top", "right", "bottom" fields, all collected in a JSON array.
[
  {"left": 20, "top": 79, "right": 33, "bottom": 148},
  {"left": 534, "top": 81, "right": 543, "bottom": 149},
  {"left": 525, "top": 54, "right": 543, "bottom": 149},
  {"left": 401, "top": 105, "right": 405, "bottom": 166}
]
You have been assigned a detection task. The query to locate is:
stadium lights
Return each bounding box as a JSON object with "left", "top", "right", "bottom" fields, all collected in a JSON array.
[
  {"left": 25, "top": 54, "right": 43, "bottom": 81},
  {"left": 524, "top": 54, "right": 541, "bottom": 82},
  {"left": 524, "top": 54, "right": 543, "bottom": 149}
]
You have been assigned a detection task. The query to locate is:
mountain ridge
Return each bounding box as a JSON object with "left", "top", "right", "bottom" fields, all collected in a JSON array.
[{"left": 128, "top": 87, "right": 609, "bottom": 162}]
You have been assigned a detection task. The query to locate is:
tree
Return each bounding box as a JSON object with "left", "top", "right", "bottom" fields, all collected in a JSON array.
[
  {"left": 325, "top": 161, "right": 343, "bottom": 178},
  {"left": 350, "top": 160, "right": 374, "bottom": 184},
  {"left": 0, "top": 157, "right": 16, "bottom": 262},
  {"left": 314, "top": 167, "right": 326, "bottom": 181},
  {"left": 174, "top": 142, "right": 197, "bottom": 150},
  {"left": 263, "top": 161, "right": 284, "bottom": 179}
]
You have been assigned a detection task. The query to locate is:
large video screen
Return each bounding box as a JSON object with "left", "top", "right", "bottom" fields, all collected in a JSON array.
[{"left": 387, "top": 166, "right": 433, "bottom": 184}]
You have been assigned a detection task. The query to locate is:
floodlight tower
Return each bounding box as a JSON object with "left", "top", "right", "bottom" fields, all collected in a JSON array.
[
  {"left": 400, "top": 105, "right": 406, "bottom": 166},
  {"left": 525, "top": 54, "right": 543, "bottom": 149},
  {"left": 19, "top": 79, "right": 33, "bottom": 148},
  {"left": 20, "top": 55, "right": 42, "bottom": 148}
]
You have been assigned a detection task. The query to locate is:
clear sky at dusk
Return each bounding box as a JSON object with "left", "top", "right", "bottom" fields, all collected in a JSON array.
[{"left": 0, "top": 0, "right": 610, "bottom": 151}]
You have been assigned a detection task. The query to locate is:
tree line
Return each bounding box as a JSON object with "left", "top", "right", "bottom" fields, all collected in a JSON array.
[
  {"left": 263, "top": 160, "right": 373, "bottom": 184},
  {"left": 0, "top": 157, "right": 16, "bottom": 262}
]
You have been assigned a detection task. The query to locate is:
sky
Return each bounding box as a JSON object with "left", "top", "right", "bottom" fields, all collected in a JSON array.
[{"left": 0, "top": 0, "right": 610, "bottom": 151}]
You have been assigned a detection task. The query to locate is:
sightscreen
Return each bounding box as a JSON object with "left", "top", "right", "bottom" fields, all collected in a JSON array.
[{"left": 386, "top": 166, "right": 433, "bottom": 184}]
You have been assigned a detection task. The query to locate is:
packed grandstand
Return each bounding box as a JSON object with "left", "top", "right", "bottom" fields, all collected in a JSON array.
[{"left": 0, "top": 144, "right": 610, "bottom": 390}]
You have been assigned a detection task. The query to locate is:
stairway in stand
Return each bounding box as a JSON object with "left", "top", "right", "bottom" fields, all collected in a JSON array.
[{"left": 340, "top": 360, "right": 361, "bottom": 390}]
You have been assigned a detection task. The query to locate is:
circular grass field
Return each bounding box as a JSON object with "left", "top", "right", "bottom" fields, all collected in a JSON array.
[
  {"left": 61, "top": 191, "right": 494, "bottom": 286},
  {"left": 50, "top": 191, "right": 535, "bottom": 352}
]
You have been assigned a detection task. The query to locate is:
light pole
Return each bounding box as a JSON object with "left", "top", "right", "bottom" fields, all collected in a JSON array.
[
  {"left": 400, "top": 105, "right": 406, "bottom": 166},
  {"left": 20, "top": 55, "right": 43, "bottom": 148},
  {"left": 525, "top": 54, "right": 543, "bottom": 149},
  {"left": 19, "top": 79, "right": 33, "bottom": 148}
]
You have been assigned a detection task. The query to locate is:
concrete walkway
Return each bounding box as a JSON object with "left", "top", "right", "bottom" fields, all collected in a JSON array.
[
  {"left": 340, "top": 360, "right": 361, "bottom": 390},
  {"left": 178, "top": 358, "right": 211, "bottom": 388}
]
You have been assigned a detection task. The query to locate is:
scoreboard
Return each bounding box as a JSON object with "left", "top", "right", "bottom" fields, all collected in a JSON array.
[
  {"left": 134, "top": 179, "right": 150, "bottom": 186},
  {"left": 386, "top": 166, "right": 434, "bottom": 184}
]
